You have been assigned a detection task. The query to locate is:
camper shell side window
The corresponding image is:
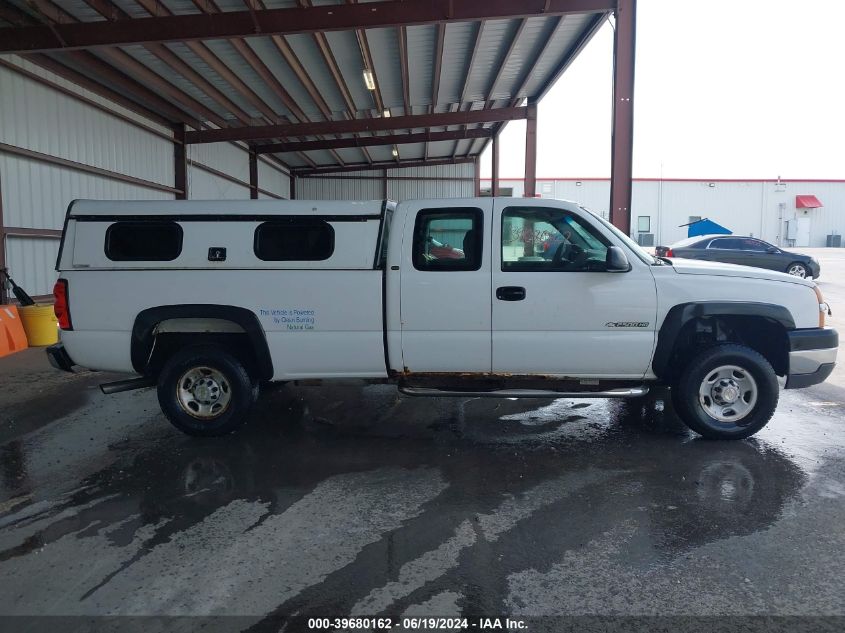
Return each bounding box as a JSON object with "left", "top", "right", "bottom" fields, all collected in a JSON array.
[
  {"left": 105, "top": 221, "right": 183, "bottom": 261},
  {"left": 254, "top": 218, "right": 335, "bottom": 261}
]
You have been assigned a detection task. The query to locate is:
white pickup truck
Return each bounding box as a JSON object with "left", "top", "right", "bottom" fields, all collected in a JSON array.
[{"left": 47, "top": 198, "right": 837, "bottom": 440}]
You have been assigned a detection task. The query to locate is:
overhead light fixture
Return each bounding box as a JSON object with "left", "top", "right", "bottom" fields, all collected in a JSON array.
[
  {"left": 382, "top": 108, "right": 391, "bottom": 118},
  {"left": 392, "top": 146, "right": 399, "bottom": 158},
  {"left": 363, "top": 69, "right": 376, "bottom": 91}
]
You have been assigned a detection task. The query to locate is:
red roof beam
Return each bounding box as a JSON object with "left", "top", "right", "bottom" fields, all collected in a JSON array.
[
  {"left": 0, "top": 0, "right": 617, "bottom": 54},
  {"left": 255, "top": 128, "right": 493, "bottom": 154},
  {"left": 186, "top": 106, "right": 529, "bottom": 144}
]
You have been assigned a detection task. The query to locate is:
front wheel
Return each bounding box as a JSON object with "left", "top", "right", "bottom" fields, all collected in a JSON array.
[
  {"left": 157, "top": 345, "right": 258, "bottom": 437},
  {"left": 785, "top": 262, "right": 809, "bottom": 278},
  {"left": 672, "top": 344, "right": 779, "bottom": 439}
]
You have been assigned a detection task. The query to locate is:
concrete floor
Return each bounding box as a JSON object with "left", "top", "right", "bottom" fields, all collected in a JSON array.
[{"left": 1, "top": 252, "right": 844, "bottom": 629}]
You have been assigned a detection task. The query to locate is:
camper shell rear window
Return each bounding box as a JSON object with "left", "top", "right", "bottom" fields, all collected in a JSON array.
[
  {"left": 254, "top": 218, "right": 335, "bottom": 261},
  {"left": 105, "top": 221, "right": 183, "bottom": 261}
]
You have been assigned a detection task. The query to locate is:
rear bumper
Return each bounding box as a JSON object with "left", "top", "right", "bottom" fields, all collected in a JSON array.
[
  {"left": 785, "top": 328, "right": 838, "bottom": 389},
  {"left": 46, "top": 342, "right": 75, "bottom": 373}
]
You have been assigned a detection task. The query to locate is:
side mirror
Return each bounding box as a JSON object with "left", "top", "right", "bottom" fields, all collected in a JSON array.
[
  {"left": 606, "top": 246, "right": 630, "bottom": 272},
  {"left": 766, "top": 247, "right": 778, "bottom": 254}
]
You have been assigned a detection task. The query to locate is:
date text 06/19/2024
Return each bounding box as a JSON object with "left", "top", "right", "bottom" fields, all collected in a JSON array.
[{"left": 306, "top": 617, "right": 528, "bottom": 630}]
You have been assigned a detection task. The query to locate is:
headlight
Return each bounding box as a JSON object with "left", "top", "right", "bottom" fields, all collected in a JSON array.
[{"left": 814, "top": 285, "right": 831, "bottom": 327}]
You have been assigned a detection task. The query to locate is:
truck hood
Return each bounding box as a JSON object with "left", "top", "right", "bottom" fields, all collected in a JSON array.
[{"left": 669, "top": 257, "right": 814, "bottom": 286}]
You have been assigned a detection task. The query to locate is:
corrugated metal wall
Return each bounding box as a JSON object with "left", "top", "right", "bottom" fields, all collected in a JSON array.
[
  {"left": 296, "top": 170, "right": 384, "bottom": 200},
  {"left": 187, "top": 167, "right": 251, "bottom": 200},
  {"left": 258, "top": 160, "right": 291, "bottom": 199},
  {"left": 0, "top": 55, "right": 178, "bottom": 297},
  {"left": 296, "top": 163, "right": 475, "bottom": 201},
  {"left": 492, "top": 178, "right": 845, "bottom": 247},
  {"left": 388, "top": 163, "right": 475, "bottom": 200},
  {"left": 0, "top": 55, "right": 290, "bottom": 298}
]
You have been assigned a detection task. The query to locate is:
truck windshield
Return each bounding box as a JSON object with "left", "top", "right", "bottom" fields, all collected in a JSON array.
[{"left": 581, "top": 207, "right": 657, "bottom": 265}]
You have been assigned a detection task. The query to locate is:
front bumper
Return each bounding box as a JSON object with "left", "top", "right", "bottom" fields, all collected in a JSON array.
[
  {"left": 46, "top": 342, "right": 75, "bottom": 373},
  {"left": 785, "top": 328, "right": 838, "bottom": 389},
  {"left": 809, "top": 260, "right": 821, "bottom": 279}
]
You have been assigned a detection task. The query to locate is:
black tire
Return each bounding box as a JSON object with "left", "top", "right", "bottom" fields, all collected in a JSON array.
[
  {"left": 785, "top": 261, "right": 809, "bottom": 278},
  {"left": 671, "top": 344, "right": 779, "bottom": 439},
  {"left": 157, "top": 344, "right": 258, "bottom": 437}
]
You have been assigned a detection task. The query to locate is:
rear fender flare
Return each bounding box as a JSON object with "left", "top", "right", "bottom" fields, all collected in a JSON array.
[{"left": 131, "top": 305, "right": 273, "bottom": 380}]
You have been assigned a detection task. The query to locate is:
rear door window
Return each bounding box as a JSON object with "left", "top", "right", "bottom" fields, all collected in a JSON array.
[
  {"left": 412, "top": 208, "right": 483, "bottom": 271},
  {"left": 708, "top": 238, "right": 742, "bottom": 250}
]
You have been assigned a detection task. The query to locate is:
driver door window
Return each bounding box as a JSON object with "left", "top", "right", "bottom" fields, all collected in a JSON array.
[{"left": 501, "top": 207, "right": 608, "bottom": 272}]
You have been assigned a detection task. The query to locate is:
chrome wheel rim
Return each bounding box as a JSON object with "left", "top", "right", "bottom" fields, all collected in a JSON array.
[
  {"left": 787, "top": 264, "right": 806, "bottom": 277},
  {"left": 698, "top": 365, "right": 758, "bottom": 423},
  {"left": 176, "top": 366, "right": 232, "bottom": 420}
]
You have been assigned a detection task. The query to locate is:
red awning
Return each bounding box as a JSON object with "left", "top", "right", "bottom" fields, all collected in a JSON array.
[{"left": 796, "top": 195, "right": 823, "bottom": 208}]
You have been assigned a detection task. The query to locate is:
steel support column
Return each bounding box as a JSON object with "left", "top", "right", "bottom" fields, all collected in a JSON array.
[
  {"left": 290, "top": 174, "right": 296, "bottom": 200},
  {"left": 609, "top": 0, "right": 636, "bottom": 234},
  {"left": 0, "top": 171, "right": 6, "bottom": 305},
  {"left": 524, "top": 100, "right": 538, "bottom": 197},
  {"left": 491, "top": 133, "right": 500, "bottom": 197},
  {"left": 249, "top": 149, "right": 259, "bottom": 199},
  {"left": 174, "top": 124, "right": 187, "bottom": 200},
  {"left": 473, "top": 156, "right": 481, "bottom": 196}
]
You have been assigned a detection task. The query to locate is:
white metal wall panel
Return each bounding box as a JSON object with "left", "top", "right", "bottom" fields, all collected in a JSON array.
[
  {"left": 5, "top": 236, "right": 60, "bottom": 297},
  {"left": 257, "top": 160, "right": 291, "bottom": 199},
  {"left": 187, "top": 168, "right": 251, "bottom": 200},
  {"left": 655, "top": 181, "right": 765, "bottom": 246},
  {"left": 296, "top": 174, "right": 383, "bottom": 200},
  {"left": 390, "top": 163, "right": 475, "bottom": 180},
  {"left": 0, "top": 154, "right": 172, "bottom": 229},
  {"left": 388, "top": 178, "right": 473, "bottom": 201},
  {"left": 0, "top": 58, "right": 173, "bottom": 187},
  {"left": 300, "top": 163, "right": 476, "bottom": 201},
  {"left": 388, "top": 163, "right": 475, "bottom": 200},
  {"left": 3, "top": 56, "right": 171, "bottom": 136},
  {"left": 187, "top": 142, "right": 250, "bottom": 185},
  {"left": 799, "top": 182, "right": 845, "bottom": 246}
]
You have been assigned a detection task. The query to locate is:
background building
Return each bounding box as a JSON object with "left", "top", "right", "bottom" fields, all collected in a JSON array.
[{"left": 484, "top": 177, "right": 844, "bottom": 249}]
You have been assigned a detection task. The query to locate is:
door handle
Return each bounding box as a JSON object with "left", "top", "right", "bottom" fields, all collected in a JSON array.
[{"left": 496, "top": 286, "right": 526, "bottom": 301}]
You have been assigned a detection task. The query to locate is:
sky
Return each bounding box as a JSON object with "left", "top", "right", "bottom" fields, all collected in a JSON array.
[{"left": 479, "top": 0, "right": 845, "bottom": 180}]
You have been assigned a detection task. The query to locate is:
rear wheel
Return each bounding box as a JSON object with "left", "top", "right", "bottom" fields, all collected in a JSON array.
[
  {"left": 157, "top": 345, "right": 258, "bottom": 437},
  {"left": 785, "top": 262, "right": 809, "bottom": 278},
  {"left": 672, "top": 344, "right": 779, "bottom": 439}
]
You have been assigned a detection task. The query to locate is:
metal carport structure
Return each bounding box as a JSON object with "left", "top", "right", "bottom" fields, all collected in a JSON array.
[{"left": 0, "top": 0, "right": 636, "bottom": 302}]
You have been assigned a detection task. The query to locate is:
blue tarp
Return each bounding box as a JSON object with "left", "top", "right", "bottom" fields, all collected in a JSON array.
[{"left": 684, "top": 218, "right": 732, "bottom": 238}]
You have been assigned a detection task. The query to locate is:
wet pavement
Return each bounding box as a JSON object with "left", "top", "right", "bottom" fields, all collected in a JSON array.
[{"left": 1, "top": 348, "right": 845, "bottom": 630}]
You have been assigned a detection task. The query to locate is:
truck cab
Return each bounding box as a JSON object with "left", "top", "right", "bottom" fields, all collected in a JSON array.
[{"left": 48, "top": 197, "right": 837, "bottom": 440}]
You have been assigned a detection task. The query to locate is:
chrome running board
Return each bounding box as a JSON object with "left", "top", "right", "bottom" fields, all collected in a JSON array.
[{"left": 398, "top": 386, "right": 649, "bottom": 399}]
